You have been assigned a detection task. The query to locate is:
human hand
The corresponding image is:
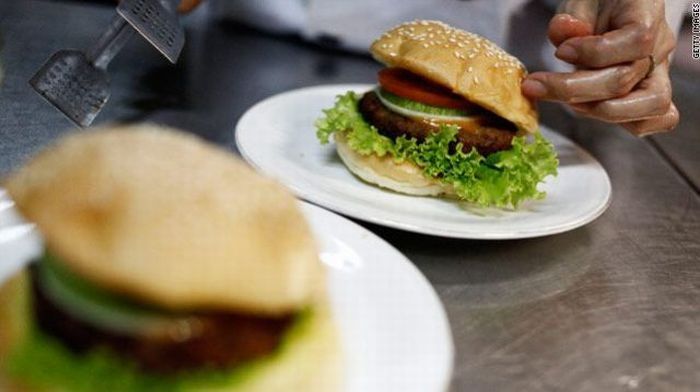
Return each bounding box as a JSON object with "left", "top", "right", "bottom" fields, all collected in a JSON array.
[
  {"left": 522, "top": 0, "right": 678, "bottom": 136},
  {"left": 177, "top": 0, "right": 202, "bottom": 13}
]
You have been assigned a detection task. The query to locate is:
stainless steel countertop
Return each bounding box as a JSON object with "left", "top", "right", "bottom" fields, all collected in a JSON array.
[{"left": 1, "top": 2, "right": 699, "bottom": 391}]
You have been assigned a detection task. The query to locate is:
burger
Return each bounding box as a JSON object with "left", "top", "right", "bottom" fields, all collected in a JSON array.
[
  {"left": 316, "top": 20, "right": 558, "bottom": 208},
  {"left": 0, "top": 125, "right": 340, "bottom": 391}
]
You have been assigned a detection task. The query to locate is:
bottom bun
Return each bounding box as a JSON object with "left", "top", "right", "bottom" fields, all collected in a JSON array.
[
  {"left": 0, "top": 272, "right": 342, "bottom": 392},
  {"left": 335, "top": 133, "right": 453, "bottom": 197}
]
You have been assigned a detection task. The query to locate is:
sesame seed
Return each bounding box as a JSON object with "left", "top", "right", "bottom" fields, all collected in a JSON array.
[{"left": 381, "top": 20, "right": 526, "bottom": 74}]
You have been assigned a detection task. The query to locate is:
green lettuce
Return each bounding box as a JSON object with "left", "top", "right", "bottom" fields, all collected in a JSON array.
[
  {"left": 4, "top": 257, "right": 314, "bottom": 392},
  {"left": 316, "top": 91, "right": 558, "bottom": 208},
  {"left": 6, "top": 311, "right": 313, "bottom": 392}
]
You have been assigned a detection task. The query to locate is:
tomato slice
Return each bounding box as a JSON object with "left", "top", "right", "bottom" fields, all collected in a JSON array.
[{"left": 378, "top": 68, "right": 475, "bottom": 110}]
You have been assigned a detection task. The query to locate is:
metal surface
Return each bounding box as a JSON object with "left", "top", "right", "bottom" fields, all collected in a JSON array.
[
  {"left": 649, "top": 68, "right": 700, "bottom": 192},
  {"left": 29, "top": 13, "right": 133, "bottom": 127},
  {"left": 117, "top": 0, "right": 184, "bottom": 63},
  {"left": 29, "top": 50, "right": 110, "bottom": 127},
  {"left": 87, "top": 14, "right": 135, "bottom": 70},
  {"left": 1, "top": 2, "right": 699, "bottom": 391}
]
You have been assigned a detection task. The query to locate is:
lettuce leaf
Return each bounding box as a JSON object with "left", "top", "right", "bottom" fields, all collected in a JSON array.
[
  {"left": 4, "top": 268, "right": 314, "bottom": 392},
  {"left": 316, "top": 91, "right": 558, "bottom": 208}
]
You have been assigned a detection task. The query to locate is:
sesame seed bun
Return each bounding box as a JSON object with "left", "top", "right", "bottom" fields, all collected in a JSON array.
[
  {"left": 371, "top": 20, "right": 538, "bottom": 134},
  {"left": 335, "top": 133, "right": 452, "bottom": 197},
  {"left": 4, "top": 125, "right": 323, "bottom": 315}
]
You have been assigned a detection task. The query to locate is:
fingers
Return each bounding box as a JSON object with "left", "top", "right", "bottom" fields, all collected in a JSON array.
[
  {"left": 654, "top": 23, "right": 677, "bottom": 63},
  {"left": 554, "top": 0, "right": 663, "bottom": 67},
  {"left": 569, "top": 62, "right": 678, "bottom": 136},
  {"left": 556, "top": 0, "right": 599, "bottom": 28},
  {"left": 569, "top": 62, "right": 672, "bottom": 122},
  {"left": 549, "top": 13, "right": 595, "bottom": 47},
  {"left": 538, "top": 0, "right": 679, "bottom": 137},
  {"left": 522, "top": 57, "right": 651, "bottom": 103},
  {"left": 620, "top": 103, "right": 679, "bottom": 136},
  {"left": 555, "top": 23, "right": 656, "bottom": 67},
  {"left": 548, "top": 0, "right": 598, "bottom": 46}
]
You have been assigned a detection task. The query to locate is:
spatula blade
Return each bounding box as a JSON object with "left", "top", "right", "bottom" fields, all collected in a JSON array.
[
  {"left": 117, "top": 0, "right": 184, "bottom": 63},
  {"left": 29, "top": 50, "right": 110, "bottom": 127}
]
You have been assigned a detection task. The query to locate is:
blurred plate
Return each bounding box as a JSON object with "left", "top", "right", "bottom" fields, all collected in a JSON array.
[
  {"left": 304, "top": 202, "right": 453, "bottom": 392},
  {"left": 0, "top": 192, "right": 453, "bottom": 392},
  {"left": 0, "top": 189, "right": 42, "bottom": 281},
  {"left": 236, "top": 84, "right": 612, "bottom": 239}
]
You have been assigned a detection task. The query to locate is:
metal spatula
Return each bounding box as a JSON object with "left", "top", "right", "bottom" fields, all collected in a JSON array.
[
  {"left": 30, "top": 0, "right": 184, "bottom": 127},
  {"left": 117, "top": 0, "right": 185, "bottom": 63}
]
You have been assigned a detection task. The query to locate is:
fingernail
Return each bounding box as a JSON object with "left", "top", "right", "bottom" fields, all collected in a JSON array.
[
  {"left": 556, "top": 44, "right": 578, "bottom": 62},
  {"left": 522, "top": 80, "right": 547, "bottom": 98}
]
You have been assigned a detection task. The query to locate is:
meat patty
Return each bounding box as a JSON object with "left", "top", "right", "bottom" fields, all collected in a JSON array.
[
  {"left": 31, "top": 270, "right": 294, "bottom": 374},
  {"left": 359, "top": 91, "right": 516, "bottom": 155}
]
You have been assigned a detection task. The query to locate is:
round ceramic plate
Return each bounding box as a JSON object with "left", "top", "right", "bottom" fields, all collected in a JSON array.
[
  {"left": 305, "top": 202, "right": 453, "bottom": 392},
  {"left": 236, "top": 84, "right": 612, "bottom": 239},
  {"left": 0, "top": 192, "right": 453, "bottom": 392}
]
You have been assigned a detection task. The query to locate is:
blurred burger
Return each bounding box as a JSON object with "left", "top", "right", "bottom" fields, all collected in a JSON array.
[
  {"left": 316, "top": 20, "right": 558, "bottom": 207},
  {"left": 0, "top": 125, "right": 340, "bottom": 391}
]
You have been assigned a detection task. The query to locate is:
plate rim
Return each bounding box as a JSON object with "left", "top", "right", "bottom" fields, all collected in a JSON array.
[{"left": 236, "top": 84, "right": 612, "bottom": 239}]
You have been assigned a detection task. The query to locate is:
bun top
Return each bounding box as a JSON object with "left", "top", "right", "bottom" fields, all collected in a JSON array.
[
  {"left": 5, "top": 125, "right": 323, "bottom": 315},
  {"left": 371, "top": 20, "right": 537, "bottom": 134}
]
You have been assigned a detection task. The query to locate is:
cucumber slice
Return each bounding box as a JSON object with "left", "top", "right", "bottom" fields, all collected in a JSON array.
[
  {"left": 376, "top": 88, "right": 482, "bottom": 120},
  {"left": 37, "top": 255, "right": 197, "bottom": 340}
]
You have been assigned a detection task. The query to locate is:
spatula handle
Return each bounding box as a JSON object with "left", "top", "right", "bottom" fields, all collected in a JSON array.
[{"left": 87, "top": 14, "right": 134, "bottom": 70}]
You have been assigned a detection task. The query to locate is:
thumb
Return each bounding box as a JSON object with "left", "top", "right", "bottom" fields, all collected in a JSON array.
[{"left": 549, "top": 0, "right": 598, "bottom": 46}]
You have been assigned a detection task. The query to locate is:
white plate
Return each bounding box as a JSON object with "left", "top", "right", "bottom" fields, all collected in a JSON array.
[
  {"left": 0, "top": 192, "right": 453, "bottom": 392},
  {"left": 305, "top": 202, "right": 453, "bottom": 392},
  {"left": 0, "top": 189, "right": 42, "bottom": 281},
  {"left": 236, "top": 84, "right": 612, "bottom": 239}
]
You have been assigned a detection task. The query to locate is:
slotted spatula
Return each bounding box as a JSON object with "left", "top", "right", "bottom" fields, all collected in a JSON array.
[{"left": 30, "top": 0, "right": 184, "bottom": 127}]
